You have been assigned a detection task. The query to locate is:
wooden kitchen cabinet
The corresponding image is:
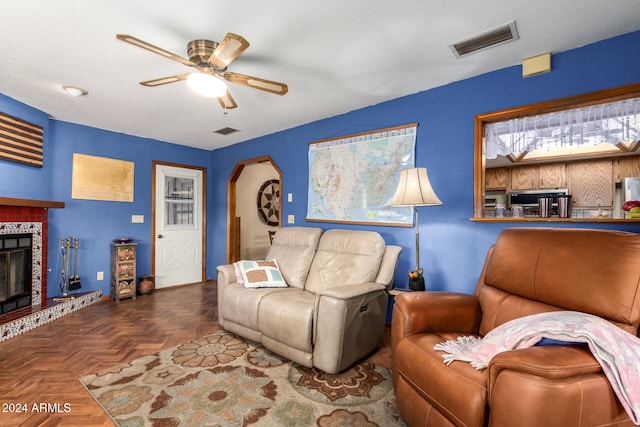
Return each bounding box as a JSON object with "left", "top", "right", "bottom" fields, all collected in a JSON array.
[
  {"left": 538, "top": 163, "right": 566, "bottom": 188},
  {"left": 485, "top": 167, "right": 508, "bottom": 190},
  {"left": 615, "top": 156, "right": 640, "bottom": 181},
  {"left": 111, "top": 242, "right": 137, "bottom": 302},
  {"left": 510, "top": 165, "right": 538, "bottom": 190},
  {"left": 510, "top": 163, "right": 566, "bottom": 190},
  {"left": 567, "top": 159, "right": 613, "bottom": 208}
]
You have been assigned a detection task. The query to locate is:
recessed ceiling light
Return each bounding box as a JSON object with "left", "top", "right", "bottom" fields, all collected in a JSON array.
[{"left": 62, "top": 85, "right": 88, "bottom": 97}]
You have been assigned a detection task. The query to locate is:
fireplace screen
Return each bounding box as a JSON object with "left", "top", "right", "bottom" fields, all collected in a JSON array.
[{"left": 0, "top": 234, "right": 32, "bottom": 314}]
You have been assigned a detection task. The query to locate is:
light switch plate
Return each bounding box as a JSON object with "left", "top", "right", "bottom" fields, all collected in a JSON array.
[
  {"left": 131, "top": 215, "right": 144, "bottom": 223},
  {"left": 97, "top": 271, "right": 104, "bottom": 280},
  {"left": 288, "top": 193, "right": 293, "bottom": 202}
]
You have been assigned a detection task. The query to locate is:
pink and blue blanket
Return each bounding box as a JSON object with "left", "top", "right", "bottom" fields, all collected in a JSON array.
[{"left": 434, "top": 311, "right": 640, "bottom": 424}]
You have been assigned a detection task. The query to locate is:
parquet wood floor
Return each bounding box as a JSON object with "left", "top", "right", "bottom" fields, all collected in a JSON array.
[
  {"left": 0, "top": 281, "right": 392, "bottom": 426},
  {"left": 0, "top": 282, "right": 221, "bottom": 426}
]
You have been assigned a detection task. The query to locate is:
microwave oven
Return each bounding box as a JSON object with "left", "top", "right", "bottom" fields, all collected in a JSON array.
[{"left": 508, "top": 188, "right": 569, "bottom": 215}]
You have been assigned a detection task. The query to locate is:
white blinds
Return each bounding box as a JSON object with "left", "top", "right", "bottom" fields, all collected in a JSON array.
[{"left": 485, "top": 97, "right": 640, "bottom": 159}]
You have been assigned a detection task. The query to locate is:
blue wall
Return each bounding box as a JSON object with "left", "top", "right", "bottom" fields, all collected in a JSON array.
[
  {"left": 1, "top": 31, "right": 639, "bottom": 299},
  {"left": 0, "top": 94, "right": 52, "bottom": 200},
  {"left": 210, "top": 31, "right": 640, "bottom": 294},
  {"left": 46, "top": 121, "right": 211, "bottom": 294},
  {"left": 0, "top": 101, "right": 211, "bottom": 297}
]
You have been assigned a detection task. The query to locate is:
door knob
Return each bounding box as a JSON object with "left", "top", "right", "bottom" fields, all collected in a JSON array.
[{"left": 158, "top": 234, "right": 164, "bottom": 239}]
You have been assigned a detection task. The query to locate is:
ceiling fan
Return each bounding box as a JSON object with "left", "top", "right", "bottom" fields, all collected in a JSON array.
[{"left": 116, "top": 33, "right": 288, "bottom": 109}]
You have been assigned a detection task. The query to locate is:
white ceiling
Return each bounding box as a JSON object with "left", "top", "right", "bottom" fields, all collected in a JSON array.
[{"left": 2, "top": 1, "right": 640, "bottom": 151}]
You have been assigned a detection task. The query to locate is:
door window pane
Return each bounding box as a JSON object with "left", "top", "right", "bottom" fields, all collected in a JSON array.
[{"left": 165, "top": 176, "right": 195, "bottom": 226}]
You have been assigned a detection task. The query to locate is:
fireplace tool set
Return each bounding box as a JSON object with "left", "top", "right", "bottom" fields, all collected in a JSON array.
[{"left": 55, "top": 237, "right": 81, "bottom": 301}]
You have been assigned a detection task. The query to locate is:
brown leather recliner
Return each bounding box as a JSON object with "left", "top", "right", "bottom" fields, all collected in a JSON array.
[{"left": 392, "top": 227, "right": 640, "bottom": 427}]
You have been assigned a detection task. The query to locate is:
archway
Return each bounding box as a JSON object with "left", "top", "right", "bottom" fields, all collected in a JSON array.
[{"left": 227, "top": 155, "right": 282, "bottom": 264}]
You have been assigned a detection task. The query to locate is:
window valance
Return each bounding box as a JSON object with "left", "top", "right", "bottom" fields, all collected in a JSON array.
[{"left": 485, "top": 97, "right": 640, "bottom": 159}]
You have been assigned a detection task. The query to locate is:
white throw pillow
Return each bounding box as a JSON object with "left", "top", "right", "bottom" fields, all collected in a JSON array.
[{"left": 233, "top": 259, "right": 287, "bottom": 288}]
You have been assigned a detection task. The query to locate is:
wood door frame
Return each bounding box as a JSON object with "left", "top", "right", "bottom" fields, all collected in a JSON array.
[
  {"left": 227, "top": 155, "right": 282, "bottom": 264},
  {"left": 151, "top": 160, "right": 207, "bottom": 280}
]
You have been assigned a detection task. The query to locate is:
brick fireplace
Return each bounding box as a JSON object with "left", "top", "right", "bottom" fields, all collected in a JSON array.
[
  {"left": 0, "top": 198, "right": 60, "bottom": 318},
  {"left": 0, "top": 198, "right": 102, "bottom": 341}
]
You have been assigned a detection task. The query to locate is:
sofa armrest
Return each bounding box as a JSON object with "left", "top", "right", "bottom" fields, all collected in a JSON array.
[
  {"left": 487, "top": 345, "right": 601, "bottom": 400},
  {"left": 375, "top": 245, "right": 402, "bottom": 290},
  {"left": 315, "top": 282, "right": 386, "bottom": 299},
  {"left": 392, "top": 291, "right": 481, "bottom": 337},
  {"left": 486, "top": 345, "right": 615, "bottom": 425},
  {"left": 216, "top": 264, "right": 236, "bottom": 287},
  {"left": 216, "top": 264, "right": 238, "bottom": 327},
  {"left": 313, "top": 283, "right": 388, "bottom": 373}
]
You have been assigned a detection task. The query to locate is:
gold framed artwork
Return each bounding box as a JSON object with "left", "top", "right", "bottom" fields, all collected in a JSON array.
[{"left": 72, "top": 153, "right": 134, "bottom": 202}]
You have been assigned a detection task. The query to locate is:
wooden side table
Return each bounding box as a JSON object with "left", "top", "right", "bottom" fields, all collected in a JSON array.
[{"left": 110, "top": 242, "right": 137, "bottom": 302}]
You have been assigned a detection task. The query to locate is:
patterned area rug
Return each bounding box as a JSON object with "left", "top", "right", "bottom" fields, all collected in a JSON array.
[{"left": 80, "top": 331, "right": 406, "bottom": 426}]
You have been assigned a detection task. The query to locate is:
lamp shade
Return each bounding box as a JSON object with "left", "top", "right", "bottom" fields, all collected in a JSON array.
[{"left": 390, "top": 167, "right": 442, "bottom": 207}]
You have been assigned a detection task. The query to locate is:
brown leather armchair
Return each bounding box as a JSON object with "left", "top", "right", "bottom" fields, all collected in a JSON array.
[{"left": 392, "top": 228, "right": 640, "bottom": 427}]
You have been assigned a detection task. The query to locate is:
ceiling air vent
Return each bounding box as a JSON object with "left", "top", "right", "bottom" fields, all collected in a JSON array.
[
  {"left": 214, "top": 126, "right": 240, "bottom": 135},
  {"left": 450, "top": 21, "right": 519, "bottom": 57}
]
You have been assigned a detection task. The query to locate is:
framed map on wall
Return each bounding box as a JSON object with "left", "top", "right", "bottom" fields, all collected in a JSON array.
[{"left": 307, "top": 123, "right": 417, "bottom": 226}]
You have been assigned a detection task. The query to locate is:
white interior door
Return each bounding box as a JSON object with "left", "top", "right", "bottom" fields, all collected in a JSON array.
[{"left": 154, "top": 164, "right": 204, "bottom": 288}]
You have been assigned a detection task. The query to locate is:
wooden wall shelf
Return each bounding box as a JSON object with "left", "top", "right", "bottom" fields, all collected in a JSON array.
[{"left": 470, "top": 217, "right": 640, "bottom": 224}]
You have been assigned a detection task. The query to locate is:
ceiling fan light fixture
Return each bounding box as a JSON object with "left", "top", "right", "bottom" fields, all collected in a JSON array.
[
  {"left": 117, "top": 32, "right": 286, "bottom": 109},
  {"left": 186, "top": 72, "right": 227, "bottom": 98}
]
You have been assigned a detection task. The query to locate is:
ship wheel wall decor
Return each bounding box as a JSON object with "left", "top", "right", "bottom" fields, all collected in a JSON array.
[{"left": 257, "top": 179, "right": 280, "bottom": 226}]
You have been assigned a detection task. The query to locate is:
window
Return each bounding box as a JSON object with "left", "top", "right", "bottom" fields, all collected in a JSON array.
[
  {"left": 485, "top": 98, "right": 639, "bottom": 162},
  {"left": 164, "top": 176, "right": 195, "bottom": 227}
]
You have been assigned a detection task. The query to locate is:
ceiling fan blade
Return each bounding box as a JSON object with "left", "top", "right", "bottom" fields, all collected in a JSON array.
[
  {"left": 217, "top": 91, "right": 238, "bottom": 109},
  {"left": 223, "top": 72, "right": 288, "bottom": 95},
  {"left": 117, "top": 34, "right": 194, "bottom": 67},
  {"left": 140, "top": 73, "right": 191, "bottom": 87},
  {"left": 208, "top": 33, "right": 250, "bottom": 70}
]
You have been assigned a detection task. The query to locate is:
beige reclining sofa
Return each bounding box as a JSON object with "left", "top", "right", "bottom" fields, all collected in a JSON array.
[{"left": 216, "top": 226, "right": 401, "bottom": 374}]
